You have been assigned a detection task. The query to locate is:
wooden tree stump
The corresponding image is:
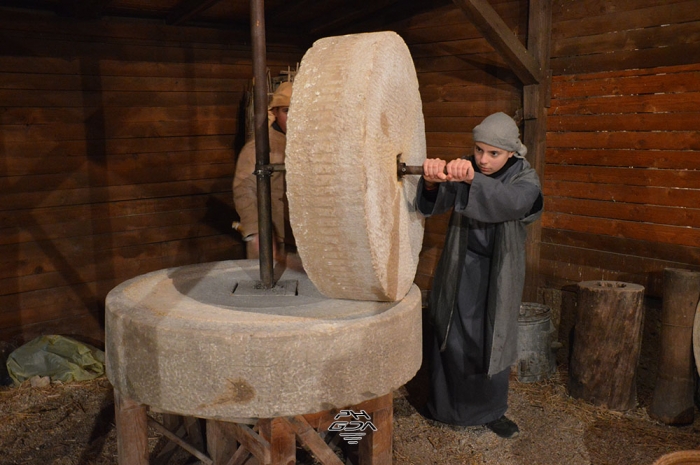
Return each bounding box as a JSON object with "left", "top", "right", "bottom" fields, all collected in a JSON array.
[
  {"left": 650, "top": 268, "right": 700, "bottom": 425},
  {"left": 568, "top": 281, "right": 645, "bottom": 410}
]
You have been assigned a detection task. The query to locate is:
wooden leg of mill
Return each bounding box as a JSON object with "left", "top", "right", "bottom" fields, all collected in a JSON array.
[
  {"left": 359, "top": 393, "right": 393, "bottom": 465},
  {"left": 114, "top": 390, "right": 149, "bottom": 465},
  {"left": 259, "top": 417, "right": 296, "bottom": 465},
  {"left": 649, "top": 268, "right": 700, "bottom": 425},
  {"left": 207, "top": 420, "right": 239, "bottom": 465},
  {"left": 569, "top": 281, "right": 645, "bottom": 410}
]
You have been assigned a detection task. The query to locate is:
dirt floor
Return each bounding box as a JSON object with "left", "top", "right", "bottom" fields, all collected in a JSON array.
[
  {"left": 1, "top": 297, "right": 698, "bottom": 464},
  {"left": 0, "top": 369, "right": 698, "bottom": 465}
]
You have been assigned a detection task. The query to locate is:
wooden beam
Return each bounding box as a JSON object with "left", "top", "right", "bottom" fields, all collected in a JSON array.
[
  {"left": 268, "top": 0, "right": 318, "bottom": 25},
  {"left": 61, "top": 0, "right": 113, "bottom": 19},
  {"left": 452, "top": 0, "right": 542, "bottom": 85},
  {"left": 284, "top": 416, "right": 345, "bottom": 465},
  {"left": 258, "top": 418, "right": 297, "bottom": 465},
  {"left": 206, "top": 419, "right": 239, "bottom": 465},
  {"left": 147, "top": 417, "right": 214, "bottom": 465},
  {"left": 308, "top": 0, "right": 403, "bottom": 36},
  {"left": 167, "top": 0, "right": 223, "bottom": 26},
  {"left": 522, "top": 0, "right": 552, "bottom": 302},
  {"left": 228, "top": 422, "right": 271, "bottom": 464},
  {"left": 114, "top": 391, "right": 149, "bottom": 465},
  {"left": 358, "top": 393, "right": 393, "bottom": 465}
]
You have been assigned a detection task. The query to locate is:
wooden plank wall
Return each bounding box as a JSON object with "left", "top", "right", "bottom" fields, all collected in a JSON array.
[
  {"left": 0, "top": 10, "right": 303, "bottom": 344},
  {"left": 387, "top": 0, "right": 529, "bottom": 291},
  {"left": 543, "top": 0, "right": 700, "bottom": 297}
]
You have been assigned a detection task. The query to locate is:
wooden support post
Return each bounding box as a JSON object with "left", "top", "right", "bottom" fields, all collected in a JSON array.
[
  {"left": 207, "top": 420, "right": 239, "bottom": 465},
  {"left": 183, "top": 416, "right": 206, "bottom": 454},
  {"left": 217, "top": 392, "right": 395, "bottom": 464},
  {"left": 522, "top": 0, "right": 552, "bottom": 302},
  {"left": 569, "top": 281, "right": 645, "bottom": 410},
  {"left": 114, "top": 390, "right": 149, "bottom": 465},
  {"left": 259, "top": 417, "right": 296, "bottom": 465},
  {"left": 649, "top": 268, "right": 700, "bottom": 425},
  {"left": 359, "top": 393, "right": 393, "bottom": 465}
]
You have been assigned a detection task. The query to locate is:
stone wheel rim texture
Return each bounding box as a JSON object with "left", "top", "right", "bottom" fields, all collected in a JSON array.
[{"left": 286, "top": 31, "right": 426, "bottom": 302}]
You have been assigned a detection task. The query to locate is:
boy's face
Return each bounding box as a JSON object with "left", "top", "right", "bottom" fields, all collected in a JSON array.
[
  {"left": 473, "top": 142, "right": 515, "bottom": 175},
  {"left": 271, "top": 106, "right": 289, "bottom": 133}
]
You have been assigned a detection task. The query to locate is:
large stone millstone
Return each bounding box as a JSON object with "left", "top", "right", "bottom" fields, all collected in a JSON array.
[
  {"left": 105, "top": 260, "right": 422, "bottom": 420},
  {"left": 286, "top": 31, "right": 426, "bottom": 302}
]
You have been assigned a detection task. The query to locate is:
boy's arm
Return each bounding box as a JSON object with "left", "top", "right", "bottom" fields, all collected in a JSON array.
[
  {"left": 415, "top": 177, "right": 460, "bottom": 217},
  {"left": 455, "top": 173, "right": 541, "bottom": 223}
]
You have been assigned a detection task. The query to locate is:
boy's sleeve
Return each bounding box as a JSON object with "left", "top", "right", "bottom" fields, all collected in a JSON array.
[
  {"left": 456, "top": 173, "right": 540, "bottom": 223},
  {"left": 415, "top": 178, "right": 459, "bottom": 217}
]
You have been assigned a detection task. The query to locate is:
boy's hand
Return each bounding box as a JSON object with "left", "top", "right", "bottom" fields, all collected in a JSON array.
[
  {"left": 422, "top": 157, "right": 475, "bottom": 187},
  {"left": 446, "top": 159, "right": 475, "bottom": 184},
  {"left": 422, "top": 158, "right": 448, "bottom": 184}
]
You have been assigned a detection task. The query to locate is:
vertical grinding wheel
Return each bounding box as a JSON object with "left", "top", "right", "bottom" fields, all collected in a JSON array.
[{"left": 286, "top": 31, "right": 426, "bottom": 302}]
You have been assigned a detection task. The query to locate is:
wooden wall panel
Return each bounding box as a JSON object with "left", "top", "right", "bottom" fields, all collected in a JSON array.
[
  {"left": 544, "top": 60, "right": 700, "bottom": 296},
  {"left": 551, "top": 0, "right": 700, "bottom": 74},
  {"left": 0, "top": 10, "right": 303, "bottom": 344}
]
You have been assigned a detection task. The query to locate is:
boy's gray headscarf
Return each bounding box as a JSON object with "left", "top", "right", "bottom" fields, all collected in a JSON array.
[{"left": 472, "top": 112, "right": 527, "bottom": 158}]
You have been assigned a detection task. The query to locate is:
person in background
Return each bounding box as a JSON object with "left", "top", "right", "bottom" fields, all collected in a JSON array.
[
  {"left": 233, "top": 81, "right": 293, "bottom": 260},
  {"left": 416, "top": 112, "right": 544, "bottom": 438}
]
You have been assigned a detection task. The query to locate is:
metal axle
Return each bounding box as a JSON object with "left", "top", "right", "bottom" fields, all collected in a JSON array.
[{"left": 254, "top": 158, "right": 429, "bottom": 179}]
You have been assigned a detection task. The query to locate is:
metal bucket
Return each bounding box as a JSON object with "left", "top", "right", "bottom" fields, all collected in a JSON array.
[{"left": 517, "top": 303, "right": 559, "bottom": 383}]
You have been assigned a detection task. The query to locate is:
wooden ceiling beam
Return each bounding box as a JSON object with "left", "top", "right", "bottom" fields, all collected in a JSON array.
[
  {"left": 452, "top": 0, "right": 542, "bottom": 85},
  {"left": 268, "top": 0, "right": 319, "bottom": 26},
  {"left": 61, "top": 0, "right": 114, "bottom": 19},
  {"left": 167, "top": 0, "right": 222, "bottom": 26},
  {"left": 312, "top": 0, "right": 451, "bottom": 41},
  {"left": 307, "top": 0, "right": 401, "bottom": 36}
]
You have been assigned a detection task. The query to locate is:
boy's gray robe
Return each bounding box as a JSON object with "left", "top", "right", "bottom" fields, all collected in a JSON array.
[{"left": 416, "top": 157, "right": 543, "bottom": 377}]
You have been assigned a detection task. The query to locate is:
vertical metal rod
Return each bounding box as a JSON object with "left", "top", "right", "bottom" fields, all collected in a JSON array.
[{"left": 250, "top": 0, "right": 274, "bottom": 288}]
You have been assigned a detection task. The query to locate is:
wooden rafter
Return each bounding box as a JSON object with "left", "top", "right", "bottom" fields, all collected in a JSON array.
[
  {"left": 61, "top": 0, "right": 113, "bottom": 19},
  {"left": 268, "top": 0, "right": 319, "bottom": 25},
  {"left": 452, "top": 0, "right": 543, "bottom": 85},
  {"left": 167, "top": 0, "right": 223, "bottom": 26},
  {"left": 307, "top": 0, "right": 403, "bottom": 36}
]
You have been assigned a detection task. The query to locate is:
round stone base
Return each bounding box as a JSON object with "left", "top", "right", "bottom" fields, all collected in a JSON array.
[{"left": 105, "top": 260, "right": 422, "bottom": 420}]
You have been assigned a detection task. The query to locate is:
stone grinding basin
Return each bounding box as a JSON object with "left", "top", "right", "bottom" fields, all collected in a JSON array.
[{"left": 105, "top": 260, "right": 422, "bottom": 420}]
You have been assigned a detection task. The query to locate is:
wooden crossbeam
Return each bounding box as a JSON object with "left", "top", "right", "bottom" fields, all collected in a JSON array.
[
  {"left": 452, "top": 0, "right": 542, "bottom": 85},
  {"left": 224, "top": 446, "right": 252, "bottom": 465},
  {"left": 167, "top": 0, "right": 222, "bottom": 25},
  {"left": 307, "top": 0, "right": 402, "bottom": 36},
  {"left": 147, "top": 417, "right": 213, "bottom": 465},
  {"left": 228, "top": 421, "right": 272, "bottom": 464},
  {"left": 285, "top": 416, "right": 344, "bottom": 465},
  {"left": 60, "top": 0, "right": 113, "bottom": 19}
]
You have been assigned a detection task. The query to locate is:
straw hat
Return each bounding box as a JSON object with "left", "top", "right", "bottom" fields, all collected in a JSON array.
[{"left": 269, "top": 81, "right": 293, "bottom": 109}]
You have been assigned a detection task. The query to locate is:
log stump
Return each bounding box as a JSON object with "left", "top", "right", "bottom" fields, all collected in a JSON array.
[
  {"left": 650, "top": 268, "right": 700, "bottom": 425},
  {"left": 568, "top": 281, "right": 645, "bottom": 410}
]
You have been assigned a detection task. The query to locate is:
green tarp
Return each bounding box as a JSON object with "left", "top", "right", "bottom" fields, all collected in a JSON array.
[{"left": 6, "top": 335, "right": 105, "bottom": 385}]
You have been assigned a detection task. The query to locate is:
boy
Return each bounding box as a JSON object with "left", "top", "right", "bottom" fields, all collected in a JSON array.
[{"left": 417, "top": 112, "right": 543, "bottom": 438}]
